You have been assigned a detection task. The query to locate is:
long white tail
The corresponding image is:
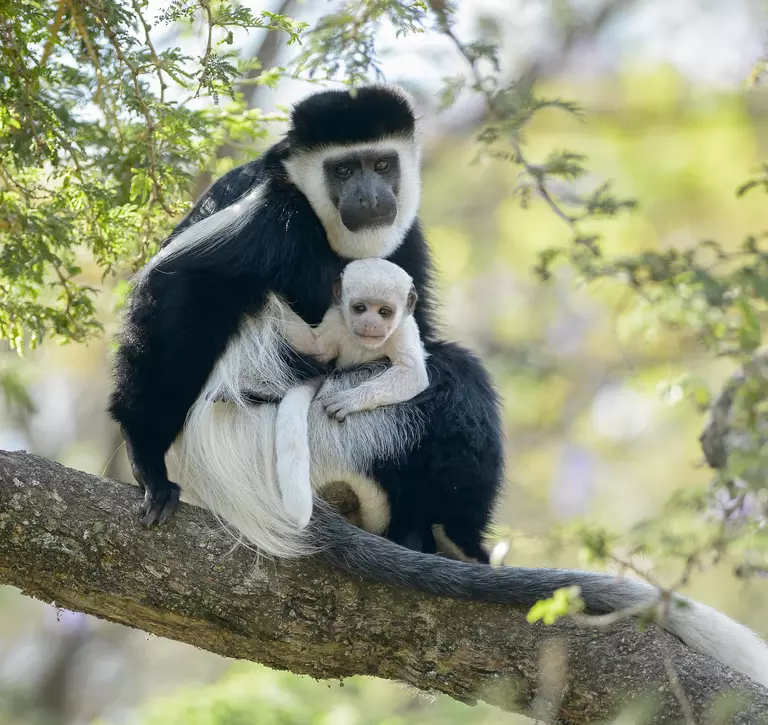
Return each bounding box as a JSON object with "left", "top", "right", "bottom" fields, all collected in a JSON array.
[
  {"left": 312, "top": 508, "right": 768, "bottom": 689},
  {"left": 662, "top": 589, "right": 768, "bottom": 687},
  {"left": 171, "top": 396, "right": 313, "bottom": 558},
  {"left": 275, "top": 381, "right": 322, "bottom": 529}
]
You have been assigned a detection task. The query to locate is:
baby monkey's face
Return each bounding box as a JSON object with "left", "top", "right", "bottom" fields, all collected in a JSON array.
[{"left": 346, "top": 297, "right": 401, "bottom": 348}]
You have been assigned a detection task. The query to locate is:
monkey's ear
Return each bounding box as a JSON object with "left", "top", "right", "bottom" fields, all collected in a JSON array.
[
  {"left": 332, "top": 278, "right": 343, "bottom": 304},
  {"left": 406, "top": 286, "right": 418, "bottom": 315}
]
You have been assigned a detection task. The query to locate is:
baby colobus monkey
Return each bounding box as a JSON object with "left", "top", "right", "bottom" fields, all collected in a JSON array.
[
  {"left": 275, "top": 258, "right": 429, "bottom": 528},
  {"left": 202, "top": 259, "right": 427, "bottom": 531}
]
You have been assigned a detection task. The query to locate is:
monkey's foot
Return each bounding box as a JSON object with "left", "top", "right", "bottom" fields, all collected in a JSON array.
[{"left": 139, "top": 481, "right": 181, "bottom": 526}]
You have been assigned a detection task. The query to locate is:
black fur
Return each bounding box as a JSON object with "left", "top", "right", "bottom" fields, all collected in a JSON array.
[
  {"left": 288, "top": 86, "right": 415, "bottom": 152},
  {"left": 370, "top": 342, "right": 503, "bottom": 562},
  {"left": 108, "top": 87, "right": 503, "bottom": 558}
]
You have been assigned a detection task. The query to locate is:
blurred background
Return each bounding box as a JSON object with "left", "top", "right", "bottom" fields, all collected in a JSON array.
[{"left": 2, "top": 0, "right": 768, "bottom": 722}]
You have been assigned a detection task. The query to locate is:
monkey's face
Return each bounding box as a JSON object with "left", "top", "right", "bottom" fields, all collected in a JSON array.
[
  {"left": 283, "top": 138, "right": 421, "bottom": 260},
  {"left": 323, "top": 150, "right": 400, "bottom": 232},
  {"left": 345, "top": 297, "right": 402, "bottom": 348},
  {"left": 282, "top": 85, "right": 422, "bottom": 259}
]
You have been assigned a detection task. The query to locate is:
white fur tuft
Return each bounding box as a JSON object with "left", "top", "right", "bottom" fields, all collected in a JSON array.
[
  {"left": 136, "top": 183, "right": 267, "bottom": 285},
  {"left": 665, "top": 593, "right": 768, "bottom": 687},
  {"left": 275, "top": 381, "right": 320, "bottom": 529},
  {"left": 610, "top": 577, "right": 768, "bottom": 687}
]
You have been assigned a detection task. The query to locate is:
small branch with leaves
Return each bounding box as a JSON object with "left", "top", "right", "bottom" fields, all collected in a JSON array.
[{"left": 428, "top": 0, "right": 637, "bottom": 253}]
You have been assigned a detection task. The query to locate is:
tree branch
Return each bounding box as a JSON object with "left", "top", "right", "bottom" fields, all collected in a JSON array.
[
  {"left": 700, "top": 350, "right": 768, "bottom": 472},
  {"left": 1, "top": 449, "right": 767, "bottom": 724}
]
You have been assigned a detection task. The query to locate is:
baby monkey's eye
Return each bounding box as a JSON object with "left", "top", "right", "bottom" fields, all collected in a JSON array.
[
  {"left": 374, "top": 159, "right": 390, "bottom": 172},
  {"left": 379, "top": 307, "right": 392, "bottom": 318},
  {"left": 352, "top": 303, "right": 367, "bottom": 314}
]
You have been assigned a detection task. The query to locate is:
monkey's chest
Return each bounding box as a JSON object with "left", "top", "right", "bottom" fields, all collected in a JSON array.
[{"left": 336, "top": 338, "right": 390, "bottom": 369}]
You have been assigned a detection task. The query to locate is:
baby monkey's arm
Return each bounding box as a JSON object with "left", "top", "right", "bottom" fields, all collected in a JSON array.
[
  {"left": 318, "top": 318, "right": 429, "bottom": 421},
  {"left": 281, "top": 304, "right": 341, "bottom": 363}
]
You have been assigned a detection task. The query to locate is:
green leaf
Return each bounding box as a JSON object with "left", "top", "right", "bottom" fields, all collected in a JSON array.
[
  {"left": 737, "top": 296, "right": 762, "bottom": 352},
  {"left": 527, "top": 586, "right": 584, "bottom": 625}
]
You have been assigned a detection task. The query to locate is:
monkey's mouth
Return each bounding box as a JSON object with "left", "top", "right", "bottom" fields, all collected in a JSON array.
[
  {"left": 342, "top": 213, "right": 397, "bottom": 232},
  {"left": 355, "top": 333, "right": 386, "bottom": 346}
]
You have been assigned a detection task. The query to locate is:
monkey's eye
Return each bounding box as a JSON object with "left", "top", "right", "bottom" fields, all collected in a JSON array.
[
  {"left": 352, "top": 303, "right": 367, "bottom": 314},
  {"left": 374, "top": 159, "right": 390, "bottom": 172},
  {"left": 379, "top": 307, "right": 392, "bottom": 318},
  {"left": 335, "top": 164, "right": 352, "bottom": 179}
]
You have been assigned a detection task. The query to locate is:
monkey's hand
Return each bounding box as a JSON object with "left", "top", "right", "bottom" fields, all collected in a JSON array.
[
  {"left": 125, "top": 438, "right": 182, "bottom": 526},
  {"left": 140, "top": 480, "right": 181, "bottom": 526},
  {"left": 317, "top": 389, "right": 374, "bottom": 422},
  {"left": 130, "top": 465, "right": 181, "bottom": 526}
]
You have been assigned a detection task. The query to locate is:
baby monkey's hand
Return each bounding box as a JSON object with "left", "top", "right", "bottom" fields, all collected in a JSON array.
[{"left": 317, "top": 389, "right": 372, "bottom": 422}]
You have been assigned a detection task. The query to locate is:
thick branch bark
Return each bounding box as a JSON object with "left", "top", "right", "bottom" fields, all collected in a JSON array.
[{"left": 1, "top": 450, "right": 767, "bottom": 724}]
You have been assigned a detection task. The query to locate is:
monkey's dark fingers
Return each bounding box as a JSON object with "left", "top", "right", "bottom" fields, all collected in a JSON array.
[
  {"left": 139, "top": 489, "right": 153, "bottom": 516},
  {"left": 139, "top": 482, "right": 181, "bottom": 526},
  {"left": 156, "top": 487, "right": 181, "bottom": 525},
  {"left": 325, "top": 405, "right": 354, "bottom": 422}
]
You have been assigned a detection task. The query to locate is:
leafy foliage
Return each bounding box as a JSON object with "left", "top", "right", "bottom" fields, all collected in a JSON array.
[
  {"left": 526, "top": 585, "right": 584, "bottom": 625},
  {"left": 293, "top": 0, "right": 430, "bottom": 84},
  {"left": 129, "top": 663, "right": 505, "bottom": 725},
  {"left": 0, "top": 0, "right": 303, "bottom": 352}
]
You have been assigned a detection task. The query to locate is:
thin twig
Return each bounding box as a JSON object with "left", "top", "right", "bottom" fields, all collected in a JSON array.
[
  {"left": 429, "top": 1, "right": 577, "bottom": 231},
  {"left": 511, "top": 139, "right": 576, "bottom": 229},
  {"left": 52, "top": 264, "right": 77, "bottom": 327},
  {"left": 571, "top": 598, "right": 659, "bottom": 629},
  {"left": 197, "top": 0, "right": 215, "bottom": 98},
  {"left": 39, "top": 0, "right": 67, "bottom": 69},
  {"left": 132, "top": 0, "right": 167, "bottom": 103},
  {"left": 81, "top": 0, "right": 170, "bottom": 214},
  {"left": 660, "top": 639, "right": 698, "bottom": 725},
  {"left": 68, "top": 0, "right": 125, "bottom": 144},
  {"left": 529, "top": 639, "right": 568, "bottom": 724}
]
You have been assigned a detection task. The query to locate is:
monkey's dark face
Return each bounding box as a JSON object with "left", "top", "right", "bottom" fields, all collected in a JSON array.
[
  {"left": 283, "top": 83, "right": 420, "bottom": 258},
  {"left": 346, "top": 297, "right": 400, "bottom": 348},
  {"left": 323, "top": 150, "right": 400, "bottom": 232},
  {"left": 284, "top": 135, "right": 421, "bottom": 259}
]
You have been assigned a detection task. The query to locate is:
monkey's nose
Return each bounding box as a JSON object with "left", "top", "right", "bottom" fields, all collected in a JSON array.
[
  {"left": 358, "top": 193, "right": 378, "bottom": 210},
  {"left": 340, "top": 177, "right": 396, "bottom": 231}
]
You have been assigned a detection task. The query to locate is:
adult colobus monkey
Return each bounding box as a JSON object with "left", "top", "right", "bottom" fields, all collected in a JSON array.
[{"left": 109, "top": 85, "right": 768, "bottom": 687}]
